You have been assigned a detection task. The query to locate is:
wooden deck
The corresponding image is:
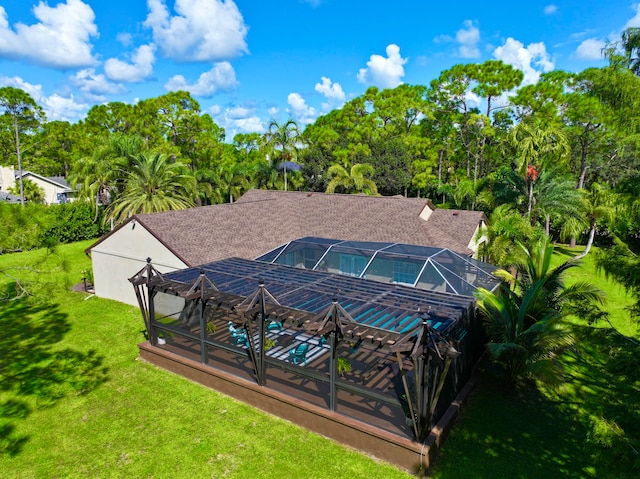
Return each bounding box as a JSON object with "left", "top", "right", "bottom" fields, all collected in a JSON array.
[{"left": 157, "top": 321, "right": 412, "bottom": 438}]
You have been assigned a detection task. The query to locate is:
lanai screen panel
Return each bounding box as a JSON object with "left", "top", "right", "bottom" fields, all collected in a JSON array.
[
  {"left": 160, "top": 257, "right": 475, "bottom": 336},
  {"left": 273, "top": 237, "right": 339, "bottom": 269},
  {"left": 255, "top": 237, "right": 500, "bottom": 296}
]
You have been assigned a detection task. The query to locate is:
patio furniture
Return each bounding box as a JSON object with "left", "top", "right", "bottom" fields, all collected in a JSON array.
[
  {"left": 228, "top": 321, "right": 248, "bottom": 347},
  {"left": 266, "top": 320, "right": 283, "bottom": 331},
  {"left": 288, "top": 343, "right": 309, "bottom": 365}
]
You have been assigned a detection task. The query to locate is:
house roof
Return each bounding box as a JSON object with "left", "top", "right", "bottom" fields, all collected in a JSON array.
[
  {"left": 17, "top": 171, "right": 73, "bottom": 192},
  {"left": 0, "top": 191, "right": 20, "bottom": 203},
  {"left": 114, "top": 189, "right": 485, "bottom": 267}
]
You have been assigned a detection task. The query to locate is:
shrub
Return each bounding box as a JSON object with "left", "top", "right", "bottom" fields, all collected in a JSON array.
[{"left": 41, "top": 202, "right": 109, "bottom": 244}]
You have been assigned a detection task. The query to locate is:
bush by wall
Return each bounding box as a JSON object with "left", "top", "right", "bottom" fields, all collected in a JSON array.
[{"left": 0, "top": 201, "right": 108, "bottom": 253}]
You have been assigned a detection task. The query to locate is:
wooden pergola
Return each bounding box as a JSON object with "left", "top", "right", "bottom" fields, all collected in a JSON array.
[{"left": 130, "top": 256, "right": 477, "bottom": 442}]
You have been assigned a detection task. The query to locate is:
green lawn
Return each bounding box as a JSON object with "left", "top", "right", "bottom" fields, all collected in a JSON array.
[
  {"left": 0, "top": 241, "right": 412, "bottom": 478},
  {"left": 2, "top": 241, "right": 639, "bottom": 478},
  {"left": 430, "top": 245, "right": 640, "bottom": 479}
]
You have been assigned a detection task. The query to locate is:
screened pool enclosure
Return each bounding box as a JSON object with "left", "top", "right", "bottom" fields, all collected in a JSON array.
[
  {"left": 257, "top": 237, "right": 498, "bottom": 297},
  {"left": 130, "top": 238, "right": 499, "bottom": 443}
]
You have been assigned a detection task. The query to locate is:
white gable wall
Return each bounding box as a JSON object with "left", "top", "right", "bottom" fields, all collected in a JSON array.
[
  {"left": 467, "top": 221, "right": 488, "bottom": 258},
  {"left": 90, "top": 220, "right": 188, "bottom": 305},
  {"left": 22, "top": 173, "right": 69, "bottom": 205}
]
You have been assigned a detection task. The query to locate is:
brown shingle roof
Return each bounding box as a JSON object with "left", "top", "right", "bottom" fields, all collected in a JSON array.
[{"left": 128, "top": 190, "right": 485, "bottom": 267}]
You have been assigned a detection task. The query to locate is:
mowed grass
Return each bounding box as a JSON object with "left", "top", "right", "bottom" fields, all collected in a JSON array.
[
  {"left": 0, "top": 241, "right": 412, "bottom": 479},
  {"left": 430, "top": 245, "right": 640, "bottom": 479},
  {"left": 2, "top": 241, "right": 638, "bottom": 478}
]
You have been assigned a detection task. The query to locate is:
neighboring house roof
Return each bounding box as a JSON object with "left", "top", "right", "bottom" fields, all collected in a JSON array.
[
  {"left": 90, "top": 189, "right": 486, "bottom": 267},
  {"left": 0, "top": 191, "right": 20, "bottom": 203},
  {"left": 17, "top": 171, "right": 73, "bottom": 193}
]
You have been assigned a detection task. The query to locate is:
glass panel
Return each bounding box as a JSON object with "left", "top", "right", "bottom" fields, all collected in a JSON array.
[
  {"left": 254, "top": 244, "right": 286, "bottom": 263},
  {"left": 464, "top": 255, "right": 499, "bottom": 275},
  {"left": 274, "top": 241, "right": 328, "bottom": 269},
  {"left": 153, "top": 292, "right": 201, "bottom": 336},
  {"left": 415, "top": 261, "right": 447, "bottom": 293},
  {"left": 337, "top": 240, "right": 392, "bottom": 251},
  {"left": 163, "top": 267, "right": 202, "bottom": 284},
  {"left": 437, "top": 266, "right": 476, "bottom": 297},
  {"left": 314, "top": 247, "right": 374, "bottom": 276},
  {"left": 432, "top": 250, "right": 497, "bottom": 290},
  {"left": 363, "top": 254, "right": 425, "bottom": 285},
  {"left": 384, "top": 243, "right": 442, "bottom": 258},
  {"left": 295, "top": 237, "right": 341, "bottom": 246}
]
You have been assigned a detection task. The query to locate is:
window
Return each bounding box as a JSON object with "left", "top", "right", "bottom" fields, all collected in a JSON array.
[
  {"left": 393, "top": 261, "right": 420, "bottom": 285},
  {"left": 339, "top": 254, "right": 369, "bottom": 277}
]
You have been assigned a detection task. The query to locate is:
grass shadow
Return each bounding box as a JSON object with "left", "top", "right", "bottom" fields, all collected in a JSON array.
[
  {"left": 0, "top": 299, "right": 109, "bottom": 456},
  {"left": 431, "top": 365, "right": 594, "bottom": 479},
  {"left": 432, "top": 325, "right": 640, "bottom": 478}
]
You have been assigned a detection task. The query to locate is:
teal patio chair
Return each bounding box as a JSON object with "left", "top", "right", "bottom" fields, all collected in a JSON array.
[
  {"left": 288, "top": 343, "right": 309, "bottom": 365},
  {"left": 266, "top": 320, "right": 283, "bottom": 332},
  {"left": 228, "top": 321, "right": 249, "bottom": 347}
]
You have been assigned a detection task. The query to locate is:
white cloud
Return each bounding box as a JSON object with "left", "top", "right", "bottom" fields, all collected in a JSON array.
[
  {"left": 164, "top": 62, "right": 238, "bottom": 97},
  {"left": 267, "top": 106, "right": 279, "bottom": 116},
  {"left": 575, "top": 38, "right": 606, "bottom": 60},
  {"left": 116, "top": 32, "right": 133, "bottom": 47},
  {"left": 0, "top": 0, "right": 98, "bottom": 69},
  {"left": 209, "top": 105, "right": 265, "bottom": 136},
  {"left": 456, "top": 20, "right": 480, "bottom": 58},
  {"left": 357, "top": 44, "right": 407, "bottom": 89},
  {"left": 625, "top": 4, "right": 640, "bottom": 29},
  {"left": 493, "top": 38, "right": 554, "bottom": 85},
  {"left": 0, "top": 76, "right": 88, "bottom": 121},
  {"left": 314, "top": 76, "right": 345, "bottom": 111},
  {"left": 105, "top": 44, "right": 156, "bottom": 82},
  {"left": 144, "top": 0, "right": 248, "bottom": 62},
  {"left": 465, "top": 91, "right": 481, "bottom": 109},
  {"left": 44, "top": 93, "right": 89, "bottom": 121},
  {"left": 544, "top": 5, "right": 557, "bottom": 15},
  {"left": 70, "top": 68, "right": 127, "bottom": 102},
  {"left": 226, "top": 106, "right": 252, "bottom": 119},
  {"left": 287, "top": 93, "right": 317, "bottom": 125},
  {"left": 433, "top": 34, "right": 453, "bottom": 44}
]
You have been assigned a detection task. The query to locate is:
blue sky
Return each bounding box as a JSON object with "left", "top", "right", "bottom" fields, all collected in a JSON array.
[{"left": 0, "top": 0, "right": 638, "bottom": 138}]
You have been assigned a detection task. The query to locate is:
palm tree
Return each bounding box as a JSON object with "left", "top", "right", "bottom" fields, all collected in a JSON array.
[
  {"left": 531, "top": 170, "right": 585, "bottom": 235},
  {"left": 509, "top": 120, "right": 570, "bottom": 218},
  {"left": 217, "top": 162, "right": 251, "bottom": 203},
  {"left": 107, "top": 152, "right": 196, "bottom": 224},
  {"left": 476, "top": 204, "right": 544, "bottom": 267},
  {"left": 69, "top": 134, "right": 146, "bottom": 221},
  {"left": 252, "top": 160, "right": 284, "bottom": 191},
  {"left": 264, "top": 119, "right": 302, "bottom": 191},
  {"left": 325, "top": 163, "right": 378, "bottom": 195},
  {"left": 563, "top": 182, "right": 615, "bottom": 260},
  {"left": 9, "top": 178, "right": 44, "bottom": 203},
  {"left": 475, "top": 237, "right": 605, "bottom": 387}
]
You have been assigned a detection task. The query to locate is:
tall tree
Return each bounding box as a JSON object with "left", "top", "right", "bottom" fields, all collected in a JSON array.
[
  {"left": 8, "top": 178, "right": 44, "bottom": 204},
  {"left": 531, "top": 170, "right": 584, "bottom": 235},
  {"left": 107, "top": 152, "right": 196, "bottom": 224},
  {"left": 264, "top": 119, "right": 302, "bottom": 191},
  {"left": 0, "top": 87, "right": 45, "bottom": 206},
  {"left": 325, "top": 163, "right": 378, "bottom": 195},
  {"left": 564, "top": 182, "right": 615, "bottom": 260},
  {"left": 476, "top": 237, "right": 605, "bottom": 387},
  {"left": 509, "top": 119, "right": 570, "bottom": 218}
]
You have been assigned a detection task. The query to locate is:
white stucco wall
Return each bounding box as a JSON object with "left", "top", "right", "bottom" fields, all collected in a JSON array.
[
  {"left": 90, "top": 220, "right": 188, "bottom": 306},
  {"left": 24, "top": 175, "right": 69, "bottom": 205},
  {"left": 467, "top": 221, "right": 487, "bottom": 258}
]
